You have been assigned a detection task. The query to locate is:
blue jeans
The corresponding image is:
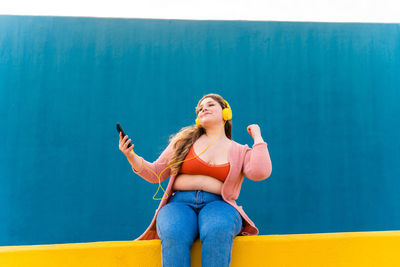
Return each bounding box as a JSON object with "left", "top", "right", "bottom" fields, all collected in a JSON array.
[{"left": 156, "top": 190, "right": 243, "bottom": 267}]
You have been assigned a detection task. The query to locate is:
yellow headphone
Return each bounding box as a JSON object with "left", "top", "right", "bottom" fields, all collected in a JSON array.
[
  {"left": 132, "top": 99, "right": 233, "bottom": 200},
  {"left": 195, "top": 99, "right": 232, "bottom": 128}
]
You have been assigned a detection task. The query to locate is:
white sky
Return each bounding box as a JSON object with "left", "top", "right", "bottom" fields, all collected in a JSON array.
[{"left": 0, "top": 0, "right": 399, "bottom": 23}]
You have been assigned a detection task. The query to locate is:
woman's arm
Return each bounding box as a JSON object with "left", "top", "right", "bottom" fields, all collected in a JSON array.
[
  {"left": 119, "top": 131, "right": 174, "bottom": 184},
  {"left": 242, "top": 142, "right": 272, "bottom": 181},
  {"left": 242, "top": 124, "right": 272, "bottom": 181},
  {"left": 126, "top": 151, "right": 142, "bottom": 172},
  {"left": 127, "top": 141, "right": 174, "bottom": 184}
]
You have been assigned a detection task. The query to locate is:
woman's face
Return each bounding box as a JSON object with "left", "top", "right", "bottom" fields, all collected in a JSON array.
[{"left": 197, "top": 97, "right": 223, "bottom": 126}]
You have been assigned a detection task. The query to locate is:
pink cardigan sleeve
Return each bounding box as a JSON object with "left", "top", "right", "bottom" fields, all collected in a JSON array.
[
  {"left": 242, "top": 142, "right": 272, "bottom": 181},
  {"left": 131, "top": 141, "right": 175, "bottom": 183}
]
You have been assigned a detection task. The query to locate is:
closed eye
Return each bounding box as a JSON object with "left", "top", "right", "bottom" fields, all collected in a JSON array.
[{"left": 199, "top": 104, "right": 214, "bottom": 111}]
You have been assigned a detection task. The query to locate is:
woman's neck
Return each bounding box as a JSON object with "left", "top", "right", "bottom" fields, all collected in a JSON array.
[{"left": 204, "top": 121, "right": 226, "bottom": 137}]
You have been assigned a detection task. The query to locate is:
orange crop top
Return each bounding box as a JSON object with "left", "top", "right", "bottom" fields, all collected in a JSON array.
[{"left": 178, "top": 145, "right": 230, "bottom": 182}]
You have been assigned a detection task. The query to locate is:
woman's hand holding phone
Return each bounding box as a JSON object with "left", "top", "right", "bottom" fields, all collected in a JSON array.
[
  {"left": 119, "top": 132, "right": 134, "bottom": 157},
  {"left": 117, "top": 123, "right": 134, "bottom": 158}
]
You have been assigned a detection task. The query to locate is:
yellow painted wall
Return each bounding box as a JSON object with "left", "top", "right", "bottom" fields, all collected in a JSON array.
[{"left": 1, "top": 231, "right": 399, "bottom": 267}]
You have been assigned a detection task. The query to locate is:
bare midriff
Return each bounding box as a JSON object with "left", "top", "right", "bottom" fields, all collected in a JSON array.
[
  {"left": 171, "top": 136, "right": 232, "bottom": 195},
  {"left": 172, "top": 174, "right": 224, "bottom": 195}
]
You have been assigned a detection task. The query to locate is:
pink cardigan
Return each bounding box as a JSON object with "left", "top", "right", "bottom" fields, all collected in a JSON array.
[{"left": 131, "top": 139, "right": 272, "bottom": 241}]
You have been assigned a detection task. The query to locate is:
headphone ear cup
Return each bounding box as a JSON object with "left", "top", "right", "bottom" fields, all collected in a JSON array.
[
  {"left": 222, "top": 99, "right": 232, "bottom": 121},
  {"left": 222, "top": 107, "right": 232, "bottom": 121},
  {"left": 195, "top": 117, "right": 201, "bottom": 127}
]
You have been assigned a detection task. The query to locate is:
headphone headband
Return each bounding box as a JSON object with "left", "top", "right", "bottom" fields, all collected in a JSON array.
[{"left": 223, "top": 100, "right": 231, "bottom": 109}]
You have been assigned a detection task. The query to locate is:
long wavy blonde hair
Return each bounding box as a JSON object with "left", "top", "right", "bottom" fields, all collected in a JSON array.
[{"left": 167, "top": 93, "right": 233, "bottom": 175}]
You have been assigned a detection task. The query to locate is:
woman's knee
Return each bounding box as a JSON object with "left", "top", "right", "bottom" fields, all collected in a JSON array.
[
  {"left": 199, "top": 201, "right": 242, "bottom": 242},
  {"left": 200, "top": 217, "right": 242, "bottom": 243},
  {"left": 156, "top": 203, "right": 198, "bottom": 244}
]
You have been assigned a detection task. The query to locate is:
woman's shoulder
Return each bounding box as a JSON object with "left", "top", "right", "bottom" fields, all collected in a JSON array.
[
  {"left": 230, "top": 139, "right": 248, "bottom": 150},
  {"left": 231, "top": 140, "right": 267, "bottom": 151}
]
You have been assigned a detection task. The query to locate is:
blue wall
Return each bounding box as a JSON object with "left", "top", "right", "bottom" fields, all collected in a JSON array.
[{"left": 0, "top": 15, "right": 399, "bottom": 246}]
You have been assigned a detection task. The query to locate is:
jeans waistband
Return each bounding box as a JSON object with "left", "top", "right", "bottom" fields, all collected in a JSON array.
[{"left": 170, "top": 190, "right": 222, "bottom": 205}]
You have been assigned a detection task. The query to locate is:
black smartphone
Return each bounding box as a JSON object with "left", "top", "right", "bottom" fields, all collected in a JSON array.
[{"left": 116, "top": 123, "right": 132, "bottom": 148}]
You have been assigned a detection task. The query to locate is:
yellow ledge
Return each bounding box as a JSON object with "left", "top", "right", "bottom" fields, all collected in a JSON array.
[{"left": 1, "top": 231, "right": 399, "bottom": 266}]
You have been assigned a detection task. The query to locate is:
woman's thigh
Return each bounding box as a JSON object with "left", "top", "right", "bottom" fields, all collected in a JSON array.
[
  {"left": 198, "top": 200, "right": 242, "bottom": 241},
  {"left": 156, "top": 202, "right": 198, "bottom": 244}
]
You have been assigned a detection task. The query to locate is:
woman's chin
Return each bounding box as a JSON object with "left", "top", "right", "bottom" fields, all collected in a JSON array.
[
  {"left": 200, "top": 121, "right": 210, "bottom": 128},
  {"left": 200, "top": 120, "right": 219, "bottom": 128}
]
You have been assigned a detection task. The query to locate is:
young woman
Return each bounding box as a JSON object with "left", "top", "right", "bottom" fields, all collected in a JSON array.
[{"left": 119, "top": 93, "right": 272, "bottom": 267}]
